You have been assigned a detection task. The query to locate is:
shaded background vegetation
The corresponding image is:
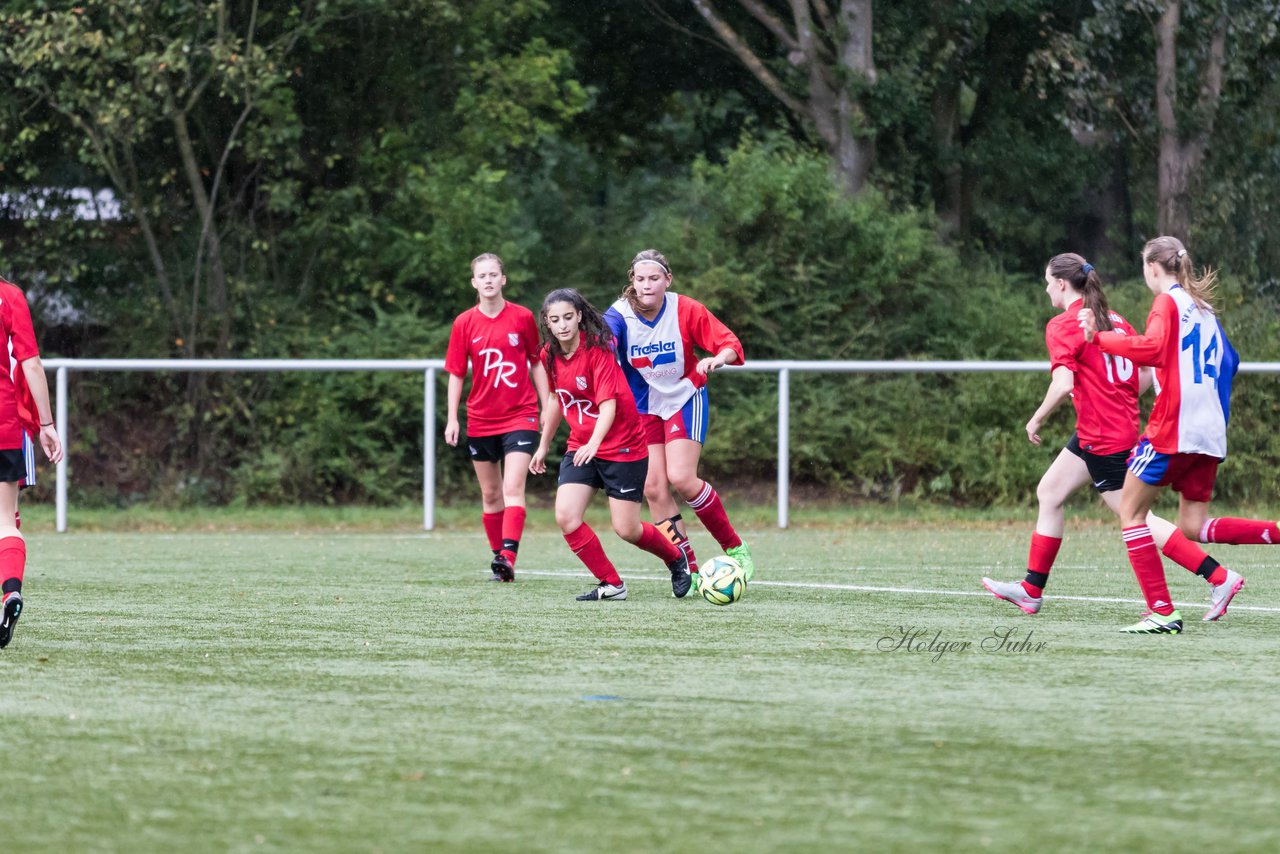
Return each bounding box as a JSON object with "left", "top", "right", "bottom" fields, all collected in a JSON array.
[{"left": 2, "top": 0, "right": 1279, "bottom": 508}]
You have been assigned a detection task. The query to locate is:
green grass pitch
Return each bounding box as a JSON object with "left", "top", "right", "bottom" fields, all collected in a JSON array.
[{"left": 6, "top": 510, "right": 1280, "bottom": 852}]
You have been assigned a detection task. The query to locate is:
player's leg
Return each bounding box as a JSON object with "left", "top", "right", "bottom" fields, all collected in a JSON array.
[
  {"left": 983, "top": 446, "right": 1089, "bottom": 613},
  {"left": 1171, "top": 463, "right": 1245, "bottom": 620},
  {"left": 668, "top": 390, "right": 753, "bottom": 580},
  {"left": 556, "top": 460, "right": 625, "bottom": 601},
  {"left": 1115, "top": 458, "right": 1182, "bottom": 632},
  {"left": 0, "top": 478, "right": 25, "bottom": 649},
  {"left": 643, "top": 417, "right": 699, "bottom": 579},
  {"left": 605, "top": 458, "right": 689, "bottom": 598},
  {"left": 469, "top": 435, "right": 507, "bottom": 579},
  {"left": 491, "top": 430, "right": 538, "bottom": 581}
]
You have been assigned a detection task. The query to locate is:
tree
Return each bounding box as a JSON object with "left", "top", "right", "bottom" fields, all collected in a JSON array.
[{"left": 674, "top": 0, "right": 875, "bottom": 196}]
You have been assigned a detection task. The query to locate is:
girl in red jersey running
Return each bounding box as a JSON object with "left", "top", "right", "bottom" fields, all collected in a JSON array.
[
  {"left": 982, "top": 253, "right": 1238, "bottom": 620},
  {"left": 602, "top": 250, "right": 752, "bottom": 590},
  {"left": 445, "top": 253, "right": 549, "bottom": 582},
  {"left": 1080, "top": 236, "right": 1262, "bottom": 633},
  {"left": 529, "top": 288, "right": 691, "bottom": 601},
  {"left": 0, "top": 277, "right": 64, "bottom": 649}
]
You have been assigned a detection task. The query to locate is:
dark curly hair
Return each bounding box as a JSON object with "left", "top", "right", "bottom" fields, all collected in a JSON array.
[{"left": 538, "top": 288, "right": 615, "bottom": 385}]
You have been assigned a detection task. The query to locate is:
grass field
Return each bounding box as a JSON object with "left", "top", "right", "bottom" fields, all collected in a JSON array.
[{"left": 7, "top": 505, "right": 1280, "bottom": 852}]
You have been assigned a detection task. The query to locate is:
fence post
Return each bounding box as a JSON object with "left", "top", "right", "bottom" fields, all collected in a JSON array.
[
  {"left": 424, "top": 368, "right": 436, "bottom": 531},
  {"left": 777, "top": 367, "right": 790, "bottom": 529},
  {"left": 56, "top": 366, "right": 68, "bottom": 533}
]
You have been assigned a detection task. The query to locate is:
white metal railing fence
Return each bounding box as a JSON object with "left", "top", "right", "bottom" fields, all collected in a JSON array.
[{"left": 40, "top": 358, "right": 1280, "bottom": 531}]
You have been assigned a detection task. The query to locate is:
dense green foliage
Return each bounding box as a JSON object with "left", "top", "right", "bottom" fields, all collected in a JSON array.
[{"left": 2, "top": 0, "right": 1280, "bottom": 507}]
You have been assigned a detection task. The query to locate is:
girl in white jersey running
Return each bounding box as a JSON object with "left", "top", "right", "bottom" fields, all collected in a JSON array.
[{"left": 603, "top": 250, "right": 753, "bottom": 588}]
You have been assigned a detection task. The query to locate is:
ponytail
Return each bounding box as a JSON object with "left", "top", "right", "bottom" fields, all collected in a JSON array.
[{"left": 1047, "top": 252, "right": 1113, "bottom": 332}]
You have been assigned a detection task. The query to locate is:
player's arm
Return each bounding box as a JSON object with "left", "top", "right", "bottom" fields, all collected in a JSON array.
[
  {"left": 681, "top": 298, "right": 744, "bottom": 375},
  {"left": 1138, "top": 366, "right": 1155, "bottom": 396},
  {"left": 20, "top": 356, "right": 62, "bottom": 464},
  {"left": 530, "top": 390, "right": 563, "bottom": 475},
  {"left": 1081, "top": 298, "right": 1169, "bottom": 365},
  {"left": 444, "top": 373, "right": 465, "bottom": 447},
  {"left": 573, "top": 398, "right": 615, "bottom": 467},
  {"left": 1025, "top": 366, "right": 1074, "bottom": 446}
]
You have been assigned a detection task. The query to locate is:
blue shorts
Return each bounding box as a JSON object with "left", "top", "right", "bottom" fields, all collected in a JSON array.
[
  {"left": 1127, "top": 436, "right": 1219, "bottom": 502},
  {"left": 640, "top": 386, "right": 709, "bottom": 445}
]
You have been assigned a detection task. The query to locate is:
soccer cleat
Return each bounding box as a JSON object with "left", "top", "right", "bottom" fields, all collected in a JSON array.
[
  {"left": 1203, "top": 569, "right": 1245, "bottom": 622},
  {"left": 576, "top": 582, "right": 627, "bottom": 601},
  {"left": 667, "top": 553, "right": 692, "bottom": 598},
  {"left": 1119, "top": 609, "right": 1183, "bottom": 634},
  {"left": 689, "top": 572, "right": 701, "bottom": 594},
  {"left": 0, "top": 591, "right": 23, "bottom": 649},
  {"left": 981, "top": 577, "right": 1043, "bottom": 615},
  {"left": 490, "top": 554, "right": 515, "bottom": 583},
  {"left": 726, "top": 543, "right": 754, "bottom": 582}
]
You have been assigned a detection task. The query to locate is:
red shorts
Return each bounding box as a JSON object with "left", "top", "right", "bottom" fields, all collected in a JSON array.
[{"left": 1127, "top": 437, "right": 1218, "bottom": 502}]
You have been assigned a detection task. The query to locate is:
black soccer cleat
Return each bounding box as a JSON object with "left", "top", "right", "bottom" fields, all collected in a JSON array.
[
  {"left": 0, "top": 591, "right": 23, "bottom": 649},
  {"left": 490, "top": 554, "right": 515, "bottom": 583},
  {"left": 667, "top": 553, "right": 692, "bottom": 598}
]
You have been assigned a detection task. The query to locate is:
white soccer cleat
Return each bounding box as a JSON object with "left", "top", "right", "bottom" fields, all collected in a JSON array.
[
  {"left": 981, "top": 577, "right": 1043, "bottom": 615},
  {"left": 1203, "top": 568, "right": 1245, "bottom": 622}
]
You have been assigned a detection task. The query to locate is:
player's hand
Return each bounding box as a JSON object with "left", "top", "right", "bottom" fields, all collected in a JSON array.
[
  {"left": 529, "top": 446, "right": 547, "bottom": 475},
  {"left": 40, "top": 424, "right": 63, "bottom": 464},
  {"left": 696, "top": 356, "right": 723, "bottom": 376},
  {"left": 1077, "top": 308, "right": 1098, "bottom": 343},
  {"left": 572, "top": 442, "right": 599, "bottom": 466},
  {"left": 444, "top": 419, "right": 459, "bottom": 446},
  {"left": 1025, "top": 417, "right": 1042, "bottom": 446}
]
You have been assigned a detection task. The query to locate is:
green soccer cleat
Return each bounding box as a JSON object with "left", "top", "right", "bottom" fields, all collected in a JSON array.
[
  {"left": 726, "top": 543, "right": 754, "bottom": 582},
  {"left": 1120, "top": 609, "right": 1183, "bottom": 634}
]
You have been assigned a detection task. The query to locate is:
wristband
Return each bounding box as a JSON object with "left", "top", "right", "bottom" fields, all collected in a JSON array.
[{"left": 40, "top": 421, "right": 54, "bottom": 427}]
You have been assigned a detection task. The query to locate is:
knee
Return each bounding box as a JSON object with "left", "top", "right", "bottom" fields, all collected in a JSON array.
[
  {"left": 614, "top": 519, "right": 642, "bottom": 543},
  {"left": 502, "top": 490, "right": 526, "bottom": 509},
  {"left": 670, "top": 475, "right": 702, "bottom": 502},
  {"left": 1035, "top": 480, "right": 1064, "bottom": 510},
  {"left": 1178, "top": 519, "right": 1202, "bottom": 541},
  {"left": 555, "top": 509, "right": 581, "bottom": 534}
]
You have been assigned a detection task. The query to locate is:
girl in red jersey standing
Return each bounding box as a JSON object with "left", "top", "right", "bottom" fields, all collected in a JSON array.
[
  {"left": 1080, "top": 236, "right": 1265, "bottom": 633},
  {"left": 603, "top": 250, "right": 752, "bottom": 590},
  {"left": 0, "top": 276, "right": 64, "bottom": 649},
  {"left": 529, "top": 288, "right": 691, "bottom": 601},
  {"left": 983, "top": 254, "right": 1238, "bottom": 620},
  {"left": 445, "top": 254, "right": 549, "bottom": 582}
]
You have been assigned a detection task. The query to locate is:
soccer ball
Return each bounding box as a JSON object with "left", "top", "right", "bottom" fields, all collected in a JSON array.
[{"left": 700, "top": 555, "right": 746, "bottom": 606}]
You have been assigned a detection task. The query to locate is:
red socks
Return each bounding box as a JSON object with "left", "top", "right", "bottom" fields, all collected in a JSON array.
[
  {"left": 0, "top": 537, "right": 25, "bottom": 592},
  {"left": 1122, "top": 525, "right": 1175, "bottom": 616},
  {"left": 636, "top": 522, "right": 680, "bottom": 563},
  {"left": 1022, "top": 532, "right": 1062, "bottom": 597},
  {"left": 482, "top": 511, "right": 503, "bottom": 553},
  {"left": 500, "top": 506, "right": 526, "bottom": 566},
  {"left": 1200, "top": 517, "right": 1280, "bottom": 545},
  {"left": 564, "top": 524, "right": 622, "bottom": 586},
  {"left": 687, "top": 482, "right": 741, "bottom": 551}
]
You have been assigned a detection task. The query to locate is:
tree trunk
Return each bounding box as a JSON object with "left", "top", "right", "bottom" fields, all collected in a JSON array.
[{"left": 835, "top": 0, "right": 874, "bottom": 195}]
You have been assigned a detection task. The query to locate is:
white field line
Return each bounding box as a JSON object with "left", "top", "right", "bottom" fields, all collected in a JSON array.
[{"left": 515, "top": 569, "right": 1280, "bottom": 615}]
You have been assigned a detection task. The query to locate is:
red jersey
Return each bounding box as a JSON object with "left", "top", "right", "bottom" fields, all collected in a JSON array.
[
  {"left": 1045, "top": 305, "right": 1140, "bottom": 455},
  {"left": 444, "top": 302, "right": 540, "bottom": 437},
  {"left": 0, "top": 279, "right": 39, "bottom": 447},
  {"left": 544, "top": 342, "right": 646, "bottom": 462}
]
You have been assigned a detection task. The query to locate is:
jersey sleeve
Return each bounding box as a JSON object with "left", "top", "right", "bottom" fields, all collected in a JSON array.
[
  {"left": 444, "top": 314, "right": 470, "bottom": 377},
  {"left": 1044, "top": 319, "right": 1079, "bottom": 373},
  {"left": 677, "top": 297, "right": 744, "bottom": 364},
  {"left": 1096, "top": 294, "right": 1174, "bottom": 366},
  {"left": 5, "top": 287, "right": 38, "bottom": 361},
  {"left": 522, "top": 309, "right": 541, "bottom": 363},
  {"left": 603, "top": 305, "right": 627, "bottom": 359},
  {"left": 591, "top": 348, "right": 625, "bottom": 405}
]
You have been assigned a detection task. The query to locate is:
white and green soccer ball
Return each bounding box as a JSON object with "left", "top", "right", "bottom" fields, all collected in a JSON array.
[{"left": 699, "top": 555, "right": 746, "bottom": 606}]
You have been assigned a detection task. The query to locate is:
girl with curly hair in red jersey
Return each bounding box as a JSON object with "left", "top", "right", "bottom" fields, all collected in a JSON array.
[
  {"left": 444, "top": 254, "right": 549, "bottom": 582},
  {"left": 982, "top": 254, "right": 1237, "bottom": 621},
  {"left": 529, "top": 288, "right": 691, "bottom": 601}
]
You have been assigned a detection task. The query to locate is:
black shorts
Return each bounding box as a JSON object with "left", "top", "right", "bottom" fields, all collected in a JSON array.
[
  {"left": 467, "top": 430, "right": 539, "bottom": 463},
  {"left": 1066, "top": 433, "right": 1130, "bottom": 493},
  {"left": 0, "top": 448, "right": 26, "bottom": 484},
  {"left": 558, "top": 456, "right": 648, "bottom": 502}
]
